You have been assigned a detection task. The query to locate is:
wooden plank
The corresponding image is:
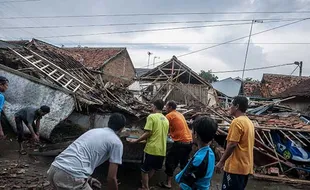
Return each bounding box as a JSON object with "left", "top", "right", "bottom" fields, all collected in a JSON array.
[
  {"left": 254, "top": 126, "right": 310, "bottom": 133},
  {"left": 24, "top": 55, "right": 34, "bottom": 59},
  {"left": 253, "top": 174, "right": 310, "bottom": 186},
  {"left": 73, "top": 84, "right": 81, "bottom": 92},
  {"left": 255, "top": 130, "right": 265, "bottom": 144},
  {"left": 26, "top": 48, "right": 93, "bottom": 90},
  {"left": 267, "top": 131, "right": 284, "bottom": 173},
  {"left": 32, "top": 60, "right": 42, "bottom": 65},
  {"left": 288, "top": 131, "right": 307, "bottom": 147},
  {"left": 279, "top": 130, "right": 295, "bottom": 144},
  {"left": 64, "top": 79, "right": 73, "bottom": 88},
  {"left": 48, "top": 69, "right": 58, "bottom": 76},
  {"left": 40, "top": 64, "right": 50, "bottom": 70},
  {"left": 262, "top": 130, "right": 273, "bottom": 147},
  {"left": 297, "top": 132, "right": 310, "bottom": 143},
  {"left": 56, "top": 74, "right": 65, "bottom": 81}
]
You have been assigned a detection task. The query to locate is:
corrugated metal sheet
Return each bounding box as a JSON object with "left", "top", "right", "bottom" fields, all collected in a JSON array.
[{"left": 212, "top": 78, "right": 242, "bottom": 97}]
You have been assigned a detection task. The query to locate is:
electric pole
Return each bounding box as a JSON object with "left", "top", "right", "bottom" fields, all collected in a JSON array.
[
  {"left": 241, "top": 20, "right": 263, "bottom": 81},
  {"left": 153, "top": 56, "right": 160, "bottom": 67},
  {"left": 294, "top": 61, "right": 303, "bottom": 76},
  {"left": 147, "top": 51, "right": 153, "bottom": 68}
]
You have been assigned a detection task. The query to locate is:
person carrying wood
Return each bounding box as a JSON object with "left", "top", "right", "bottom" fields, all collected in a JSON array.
[
  {"left": 0, "top": 76, "right": 9, "bottom": 140},
  {"left": 47, "top": 113, "right": 126, "bottom": 190},
  {"left": 129, "top": 99, "right": 169, "bottom": 190},
  {"left": 215, "top": 96, "right": 254, "bottom": 190},
  {"left": 15, "top": 105, "right": 50, "bottom": 155},
  {"left": 158, "top": 100, "right": 193, "bottom": 189}
]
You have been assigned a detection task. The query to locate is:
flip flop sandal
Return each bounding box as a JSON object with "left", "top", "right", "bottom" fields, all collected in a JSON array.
[{"left": 157, "top": 182, "right": 171, "bottom": 189}]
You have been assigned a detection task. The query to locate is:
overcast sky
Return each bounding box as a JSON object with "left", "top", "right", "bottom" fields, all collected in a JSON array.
[{"left": 0, "top": 0, "right": 310, "bottom": 80}]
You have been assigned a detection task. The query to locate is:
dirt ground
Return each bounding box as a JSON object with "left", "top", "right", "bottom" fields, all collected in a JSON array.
[{"left": 0, "top": 138, "right": 306, "bottom": 190}]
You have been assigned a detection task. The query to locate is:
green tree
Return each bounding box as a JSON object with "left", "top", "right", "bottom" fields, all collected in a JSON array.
[
  {"left": 199, "top": 70, "right": 218, "bottom": 83},
  {"left": 244, "top": 77, "right": 259, "bottom": 82}
]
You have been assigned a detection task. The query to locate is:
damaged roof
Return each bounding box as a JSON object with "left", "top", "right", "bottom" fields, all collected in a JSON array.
[
  {"left": 135, "top": 68, "right": 151, "bottom": 77},
  {"left": 278, "top": 78, "right": 310, "bottom": 98},
  {"left": 27, "top": 39, "right": 86, "bottom": 70},
  {"left": 243, "top": 81, "right": 263, "bottom": 98},
  {"left": 261, "top": 73, "right": 310, "bottom": 98},
  {"left": 140, "top": 56, "right": 211, "bottom": 86},
  {"left": 65, "top": 47, "right": 125, "bottom": 69}
]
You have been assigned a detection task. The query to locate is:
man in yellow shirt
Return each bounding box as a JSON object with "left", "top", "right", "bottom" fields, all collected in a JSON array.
[
  {"left": 130, "top": 99, "right": 169, "bottom": 190},
  {"left": 216, "top": 96, "right": 254, "bottom": 190}
]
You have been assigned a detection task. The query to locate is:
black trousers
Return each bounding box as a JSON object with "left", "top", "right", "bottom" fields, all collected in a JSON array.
[
  {"left": 222, "top": 172, "right": 249, "bottom": 190},
  {"left": 165, "top": 142, "right": 192, "bottom": 176}
]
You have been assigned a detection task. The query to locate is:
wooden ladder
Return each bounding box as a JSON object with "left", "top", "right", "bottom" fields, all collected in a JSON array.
[{"left": 9, "top": 47, "right": 92, "bottom": 94}]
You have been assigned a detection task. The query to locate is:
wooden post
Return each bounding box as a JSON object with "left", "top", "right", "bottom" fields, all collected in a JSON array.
[{"left": 268, "top": 131, "right": 284, "bottom": 173}]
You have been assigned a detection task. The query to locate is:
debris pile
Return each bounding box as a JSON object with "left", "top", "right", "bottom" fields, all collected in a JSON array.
[{"left": 0, "top": 160, "right": 51, "bottom": 189}]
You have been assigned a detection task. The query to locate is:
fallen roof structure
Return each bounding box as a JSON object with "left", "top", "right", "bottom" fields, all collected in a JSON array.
[
  {"left": 0, "top": 39, "right": 150, "bottom": 117},
  {"left": 138, "top": 56, "right": 218, "bottom": 106}
]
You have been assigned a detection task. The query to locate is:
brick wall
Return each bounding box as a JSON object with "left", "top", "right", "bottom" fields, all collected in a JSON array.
[{"left": 101, "top": 50, "right": 135, "bottom": 86}]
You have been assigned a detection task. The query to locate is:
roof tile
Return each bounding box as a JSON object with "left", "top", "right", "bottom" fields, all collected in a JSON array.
[{"left": 65, "top": 47, "right": 125, "bottom": 69}]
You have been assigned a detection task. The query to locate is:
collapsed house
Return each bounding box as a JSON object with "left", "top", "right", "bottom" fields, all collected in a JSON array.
[
  {"left": 0, "top": 39, "right": 150, "bottom": 139},
  {"left": 130, "top": 56, "right": 218, "bottom": 107}
]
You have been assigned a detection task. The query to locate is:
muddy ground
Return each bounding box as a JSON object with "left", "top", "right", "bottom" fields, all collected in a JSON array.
[{"left": 0, "top": 138, "right": 306, "bottom": 190}]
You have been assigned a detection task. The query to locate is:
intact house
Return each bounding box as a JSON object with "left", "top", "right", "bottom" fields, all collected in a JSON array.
[
  {"left": 65, "top": 47, "right": 136, "bottom": 86},
  {"left": 129, "top": 56, "right": 218, "bottom": 107}
]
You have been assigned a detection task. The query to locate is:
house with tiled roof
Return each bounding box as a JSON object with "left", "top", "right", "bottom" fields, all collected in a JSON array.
[
  {"left": 277, "top": 78, "right": 310, "bottom": 114},
  {"left": 243, "top": 81, "right": 263, "bottom": 98},
  {"left": 66, "top": 47, "right": 136, "bottom": 85},
  {"left": 260, "top": 73, "right": 310, "bottom": 98}
]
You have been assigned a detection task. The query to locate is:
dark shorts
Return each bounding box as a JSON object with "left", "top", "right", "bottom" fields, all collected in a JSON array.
[
  {"left": 165, "top": 142, "right": 192, "bottom": 176},
  {"left": 141, "top": 153, "right": 165, "bottom": 173},
  {"left": 222, "top": 172, "right": 249, "bottom": 190},
  {"left": 15, "top": 116, "right": 25, "bottom": 143},
  {"left": 15, "top": 116, "right": 36, "bottom": 143}
]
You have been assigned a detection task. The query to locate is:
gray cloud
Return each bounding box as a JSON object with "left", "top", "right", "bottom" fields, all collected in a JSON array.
[{"left": 0, "top": 0, "right": 309, "bottom": 79}]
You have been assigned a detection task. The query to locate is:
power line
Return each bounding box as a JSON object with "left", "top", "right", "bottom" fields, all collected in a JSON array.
[
  {"left": 0, "top": 18, "right": 304, "bottom": 29},
  {"left": 61, "top": 42, "right": 310, "bottom": 45},
  {"left": 290, "top": 65, "right": 299, "bottom": 75},
  {"left": 20, "top": 20, "right": 296, "bottom": 39},
  {"left": 142, "top": 18, "right": 309, "bottom": 68},
  {"left": 177, "top": 18, "right": 309, "bottom": 58},
  {"left": 1, "top": 11, "right": 310, "bottom": 19},
  {"left": 34, "top": 22, "right": 256, "bottom": 38},
  {"left": 211, "top": 63, "right": 295, "bottom": 74},
  {"left": 0, "top": 0, "right": 39, "bottom": 3}
]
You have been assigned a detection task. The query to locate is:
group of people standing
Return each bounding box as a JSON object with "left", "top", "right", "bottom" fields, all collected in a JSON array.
[
  {"left": 47, "top": 95, "right": 254, "bottom": 190},
  {"left": 0, "top": 76, "right": 50, "bottom": 154}
]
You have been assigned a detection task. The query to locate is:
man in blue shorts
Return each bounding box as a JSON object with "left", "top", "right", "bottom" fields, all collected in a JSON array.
[{"left": 175, "top": 116, "right": 218, "bottom": 190}]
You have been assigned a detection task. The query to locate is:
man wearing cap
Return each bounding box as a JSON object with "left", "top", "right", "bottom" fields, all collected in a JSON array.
[
  {"left": 14, "top": 105, "right": 50, "bottom": 154},
  {"left": 0, "top": 76, "right": 9, "bottom": 140}
]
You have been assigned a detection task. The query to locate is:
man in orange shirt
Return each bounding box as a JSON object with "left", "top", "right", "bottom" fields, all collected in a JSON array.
[
  {"left": 215, "top": 96, "right": 254, "bottom": 190},
  {"left": 158, "top": 101, "right": 192, "bottom": 189}
]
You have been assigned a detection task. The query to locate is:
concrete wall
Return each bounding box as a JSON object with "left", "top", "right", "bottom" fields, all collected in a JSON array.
[
  {"left": 101, "top": 50, "right": 135, "bottom": 86},
  {"left": 67, "top": 112, "right": 112, "bottom": 129},
  {"left": 282, "top": 97, "right": 310, "bottom": 113},
  {"left": 0, "top": 66, "right": 75, "bottom": 139}
]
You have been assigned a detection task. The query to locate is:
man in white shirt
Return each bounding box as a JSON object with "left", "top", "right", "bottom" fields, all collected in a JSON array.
[{"left": 47, "top": 113, "right": 126, "bottom": 190}]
